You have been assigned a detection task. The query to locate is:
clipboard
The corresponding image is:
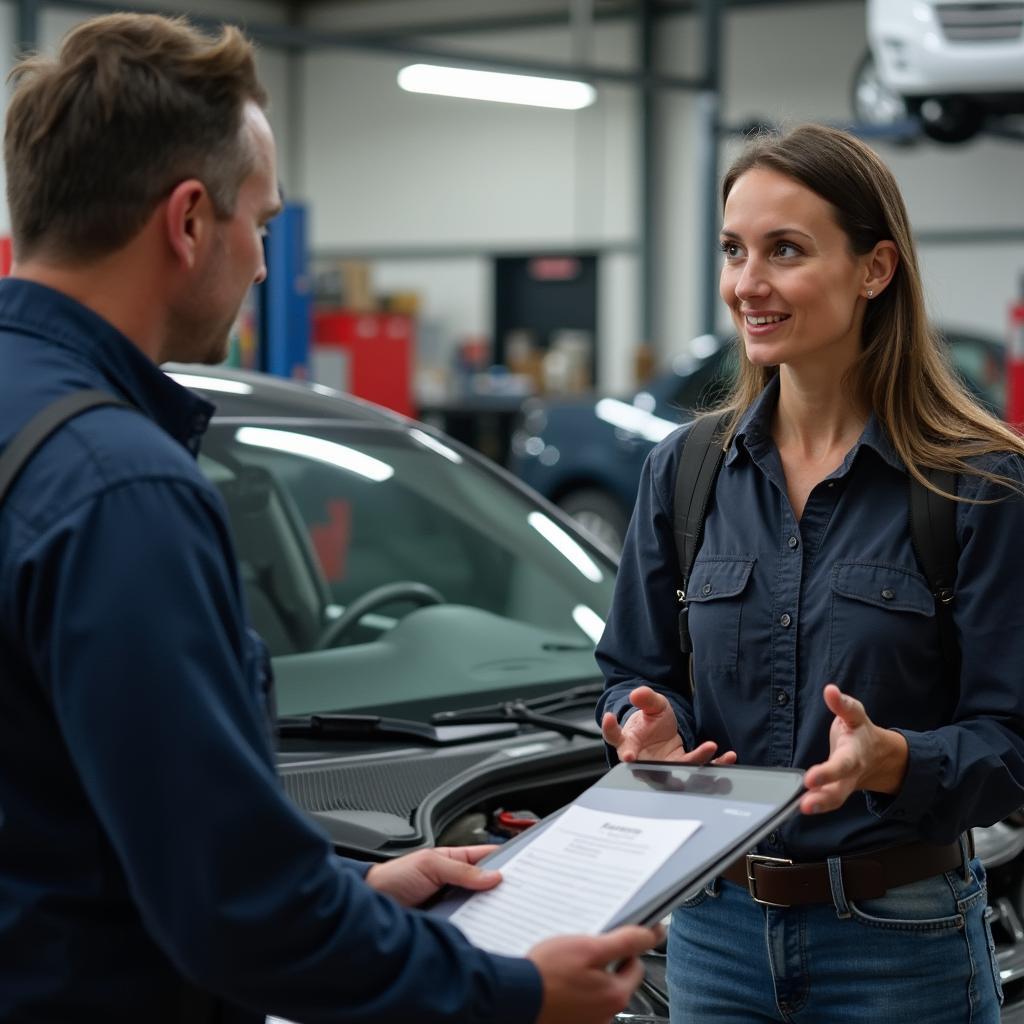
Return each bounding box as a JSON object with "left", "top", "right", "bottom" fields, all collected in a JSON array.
[{"left": 430, "top": 761, "right": 804, "bottom": 955}]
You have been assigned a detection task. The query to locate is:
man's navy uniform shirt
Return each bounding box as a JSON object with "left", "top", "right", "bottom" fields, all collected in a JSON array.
[
  {"left": 597, "top": 375, "right": 1024, "bottom": 860},
  {"left": 0, "top": 278, "right": 540, "bottom": 1023}
]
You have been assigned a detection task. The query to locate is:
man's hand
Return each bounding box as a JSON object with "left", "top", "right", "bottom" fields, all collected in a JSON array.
[
  {"left": 529, "top": 925, "right": 662, "bottom": 1024},
  {"left": 801, "top": 684, "right": 909, "bottom": 815},
  {"left": 601, "top": 685, "right": 736, "bottom": 766},
  {"left": 365, "top": 845, "right": 501, "bottom": 907}
]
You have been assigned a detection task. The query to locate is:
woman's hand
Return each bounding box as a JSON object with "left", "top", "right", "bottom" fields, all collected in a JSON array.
[
  {"left": 601, "top": 685, "right": 737, "bottom": 765},
  {"left": 801, "top": 684, "right": 909, "bottom": 815}
]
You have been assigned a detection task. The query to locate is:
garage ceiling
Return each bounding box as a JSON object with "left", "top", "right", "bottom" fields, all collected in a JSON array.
[{"left": 290, "top": 0, "right": 860, "bottom": 38}]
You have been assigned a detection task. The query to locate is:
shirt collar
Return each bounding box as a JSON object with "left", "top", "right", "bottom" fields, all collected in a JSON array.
[
  {"left": 854, "top": 414, "right": 905, "bottom": 474},
  {"left": 725, "top": 374, "right": 779, "bottom": 466},
  {"left": 724, "top": 372, "right": 906, "bottom": 475},
  {"left": 0, "top": 277, "right": 214, "bottom": 452}
]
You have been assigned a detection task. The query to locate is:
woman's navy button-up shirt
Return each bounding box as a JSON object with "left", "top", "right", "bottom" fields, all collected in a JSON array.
[{"left": 596, "top": 377, "right": 1024, "bottom": 860}]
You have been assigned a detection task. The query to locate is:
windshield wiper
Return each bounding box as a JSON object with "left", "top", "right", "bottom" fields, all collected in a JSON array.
[
  {"left": 519, "top": 681, "right": 606, "bottom": 714},
  {"left": 278, "top": 713, "right": 519, "bottom": 745},
  {"left": 432, "top": 686, "right": 604, "bottom": 741}
]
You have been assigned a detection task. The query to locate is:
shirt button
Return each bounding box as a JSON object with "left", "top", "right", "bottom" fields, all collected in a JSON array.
[
  {"left": 702, "top": 583, "right": 712, "bottom": 596},
  {"left": 775, "top": 690, "right": 789, "bottom": 706},
  {"left": 787, "top": 536, "right": 799, "bottom": 549},
  {"left": 779, "top": 612, "right": 792, "bottom": 627},
  {"left": 881, "top": 588, "right": 895, "bottom": 600}
]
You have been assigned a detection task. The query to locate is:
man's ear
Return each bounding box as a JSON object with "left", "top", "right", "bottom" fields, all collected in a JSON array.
[{"left": 164, "top": 179, "right": 211, "bottom": 271}]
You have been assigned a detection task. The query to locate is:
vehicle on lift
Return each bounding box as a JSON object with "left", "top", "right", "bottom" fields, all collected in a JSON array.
[
  {"left": 854, "top": 0, "right": 1024, "bottom": 142},
  {"left": 509, "top": 328, "right": 1005, "bottom": 553},
  {"left": 173, "top": 363, "right": 1024, "bottom": 1022}
]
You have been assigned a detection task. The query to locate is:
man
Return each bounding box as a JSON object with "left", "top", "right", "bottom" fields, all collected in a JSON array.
[{"left": 0, "top": 15, "right": 657, "bottom": 1023}]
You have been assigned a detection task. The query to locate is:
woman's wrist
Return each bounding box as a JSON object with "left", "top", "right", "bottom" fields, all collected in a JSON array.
[{"left": 861, "top": 727, "right": 909, "bottom": 795}]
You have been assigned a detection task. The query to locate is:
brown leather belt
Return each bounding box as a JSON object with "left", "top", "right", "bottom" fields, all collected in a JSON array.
[{"left": 720, "top": 839, "right": 967, "bottom": 907}]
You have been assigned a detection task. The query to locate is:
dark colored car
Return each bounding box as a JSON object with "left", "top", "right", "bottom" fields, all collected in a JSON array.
[
  {"left": 171, "top": 362, "right": 1024, "bottom": 1022},
  {"left": 510, "top": 329, "right": 1006, "bottom": 553}
]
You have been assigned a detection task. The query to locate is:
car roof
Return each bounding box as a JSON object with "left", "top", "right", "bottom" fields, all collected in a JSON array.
[{"left": 163, "top": 363, "right": 407, "bottom": 424}]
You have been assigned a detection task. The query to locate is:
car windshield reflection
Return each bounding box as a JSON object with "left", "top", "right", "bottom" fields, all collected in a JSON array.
[{"left": 199, "top": 420, "right": 615, "bottom": 719}]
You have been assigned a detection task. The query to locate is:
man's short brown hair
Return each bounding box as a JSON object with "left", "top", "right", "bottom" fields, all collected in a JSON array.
[{"left": 5, "top": 13, "right": 268, "bottom": 263}]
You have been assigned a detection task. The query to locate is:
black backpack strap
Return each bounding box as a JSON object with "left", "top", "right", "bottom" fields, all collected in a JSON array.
[
  {"left": 908, "top": 468, "right": 960, "bottom": 682},
  {"left": 673, "top": 411, "right": 731, "bottom": 655},
  {"left": 0, "top": 390, "right": 132, "bottom": 508}
]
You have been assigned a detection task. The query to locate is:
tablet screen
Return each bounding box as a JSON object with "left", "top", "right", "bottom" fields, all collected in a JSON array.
[
  {"left": 432, "top": 762, "right": 803, "bottom": 955},
  {"left": 590, "top": 763, "right": 804, "bottom": 927}
]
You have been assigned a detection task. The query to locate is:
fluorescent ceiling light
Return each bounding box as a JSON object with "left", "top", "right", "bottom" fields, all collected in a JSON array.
[
  {"left": 397, "top": 64, "right": 596, "bottom": 110},
  {"left": 235, "top": 427, "right": 394, "bottom": 482}
]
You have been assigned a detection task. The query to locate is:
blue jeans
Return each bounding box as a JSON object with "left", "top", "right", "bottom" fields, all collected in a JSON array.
[{"left": 667, "top": 856, "right": 1003, "bottom": 1023}]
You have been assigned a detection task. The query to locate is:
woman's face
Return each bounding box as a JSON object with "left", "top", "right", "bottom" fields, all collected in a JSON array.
[{"left": 719, "top": 168, "right": 872, "bottom": 374}]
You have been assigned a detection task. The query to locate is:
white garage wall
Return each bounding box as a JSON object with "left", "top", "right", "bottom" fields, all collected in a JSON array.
[
  {"left": 0, "top": 1, "right": 1019, "bottom": 373},
  {"left": 887, "top": 139, "right": 1024, "bottom": 339},
  {"left": 299, "top": 0, "right": 1023, "bottom": 382},
  {"left": 298, "top": 16, "right": 640, "bottom": 387}
]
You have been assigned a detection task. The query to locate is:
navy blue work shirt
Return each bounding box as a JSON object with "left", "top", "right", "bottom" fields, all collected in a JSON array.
[
  {"left": 597, "top": 375, "right": 1024, "bottom": 861},
  {"left": 0, "top": 278, "right": 540, "bottom": 1023}
]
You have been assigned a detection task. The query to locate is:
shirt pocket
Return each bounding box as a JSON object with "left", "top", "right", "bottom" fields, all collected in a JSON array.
[
  {"left": 687, "top": 555, "right": 756, "bottom": 672},
  {"left": 829, "top": 560, "right": 935, "bottom": 685}
]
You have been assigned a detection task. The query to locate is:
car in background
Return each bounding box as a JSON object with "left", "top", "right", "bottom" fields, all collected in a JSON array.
[
  {"left": 508, "top": 335, "right": 735, "bottom": 553},
  {"left": 854, "top": 0, "right": 1024, "bottom": 142},
  {"left": 172, "top": 362, "right": 1024, "bottom": 1021},
  {"left": 509, "top": 328, "right": 1005, "bottom": 553}
]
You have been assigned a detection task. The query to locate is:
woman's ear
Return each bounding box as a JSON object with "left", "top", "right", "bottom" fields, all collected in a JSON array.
[
  {"left": 863, "top": 240, "right": 898, "bottom": 299},
  {"left": 163, "top": 179, "right": 211, "bottom": 271}
]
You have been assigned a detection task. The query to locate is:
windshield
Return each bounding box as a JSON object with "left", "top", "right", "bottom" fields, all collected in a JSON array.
[{"left": 199, "top": 420, "right": 616, "bottom": 718}]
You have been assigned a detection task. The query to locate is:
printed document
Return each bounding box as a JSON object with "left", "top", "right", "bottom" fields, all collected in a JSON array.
[{"left": 448, "top": 804, "right": 700, "bottom": 956}]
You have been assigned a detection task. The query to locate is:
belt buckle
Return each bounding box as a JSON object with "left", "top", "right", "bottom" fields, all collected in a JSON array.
[{"left": 745, "top": 853, "right": 793, "bottom": 907}]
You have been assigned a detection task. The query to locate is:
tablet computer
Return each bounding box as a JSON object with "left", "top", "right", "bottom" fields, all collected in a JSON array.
[{"left": 430, "top": 760, "right": 804, "bottom": 957}]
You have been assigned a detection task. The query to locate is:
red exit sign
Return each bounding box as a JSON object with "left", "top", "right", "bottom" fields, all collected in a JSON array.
[{"left": 528, "top": 256, "right": 581, "bottom": 282}]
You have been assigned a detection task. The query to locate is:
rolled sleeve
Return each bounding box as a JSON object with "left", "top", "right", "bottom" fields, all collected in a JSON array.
[{"left": 864, "top": 730, "right": 945, "bottom": 824}]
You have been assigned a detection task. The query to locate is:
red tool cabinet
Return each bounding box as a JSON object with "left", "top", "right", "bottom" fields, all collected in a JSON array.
[{"left": 312, "top": 310, "right": 414, "bottom": 418}]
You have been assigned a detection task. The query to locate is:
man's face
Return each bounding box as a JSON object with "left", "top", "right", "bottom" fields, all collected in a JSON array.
[{"left": 168, "top": 102, "right": 282, "bottom": 365}]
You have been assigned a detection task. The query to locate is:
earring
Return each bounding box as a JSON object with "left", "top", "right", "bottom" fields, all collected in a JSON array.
[{"left": 867, "top": 289, "right": 874, "bottom": 298}]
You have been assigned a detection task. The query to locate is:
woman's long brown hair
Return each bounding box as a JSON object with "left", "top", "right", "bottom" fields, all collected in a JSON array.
[{"left": 713, "top": 123, "right": 1024, "bottom": 499}]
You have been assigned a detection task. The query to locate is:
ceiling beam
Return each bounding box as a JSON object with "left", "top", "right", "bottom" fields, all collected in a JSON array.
[{"left": 289, "top": 0, "right": 857, "bottom": 38}]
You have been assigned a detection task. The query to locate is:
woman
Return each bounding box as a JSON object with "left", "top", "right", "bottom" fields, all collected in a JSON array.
[{"left": 596, "top": 123, "right": 1024, "bottom": 1023}]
